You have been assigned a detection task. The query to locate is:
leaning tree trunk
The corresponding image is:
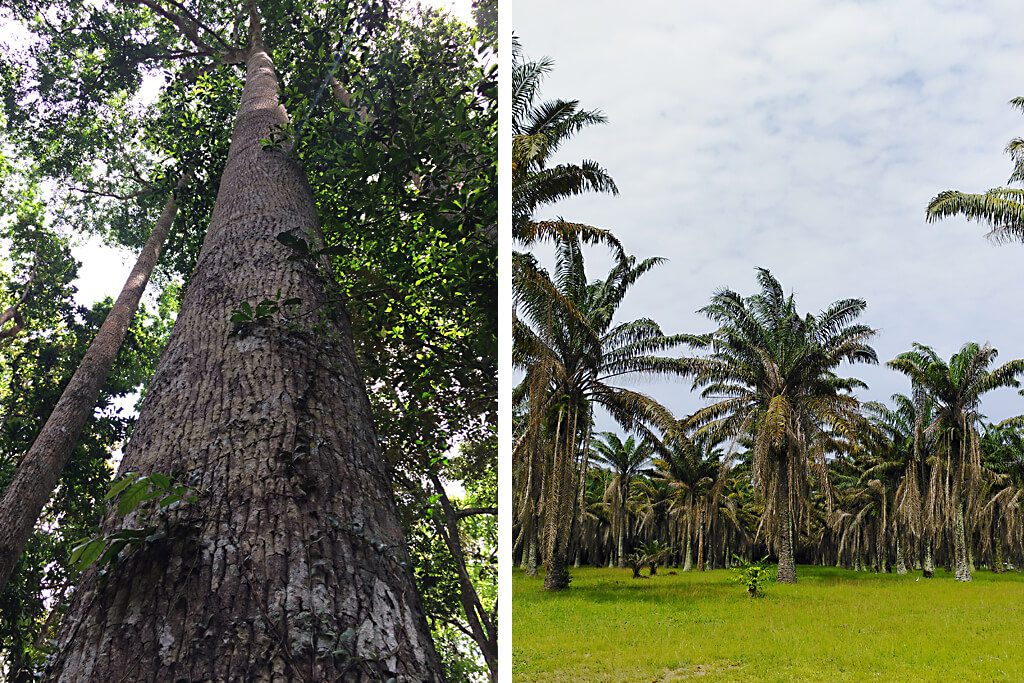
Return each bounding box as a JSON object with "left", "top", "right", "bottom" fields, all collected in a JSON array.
[
  {"left": 0, "top": 179, "right": 183, "bottom": 593},
  {"left": 775, "top": 457, "right": 797, "bottom": 584},
  {"left": 47, "top": 23, "right": 442, "bottom": 682}
]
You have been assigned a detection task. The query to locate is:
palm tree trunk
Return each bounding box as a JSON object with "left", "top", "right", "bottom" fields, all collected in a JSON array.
[
  {"left": 543, "top": 405, "right": 577, "bottom": 590},
  {"left": 526, "top": 528, "right": 539, "bottom": 576},
  {"left": 895, "top": 535, "right": 908, "bottom": 575},
  {"left": 696, "top": 506, "right": 706, "bottom": 572},
  {"left": 617, "top": 480, "right": 627, "bottom": 568},
  {"left": 776, "top": 459, "right": 797, "bottom": 584},
  {"left": 48, "top": 12, "right": 442, "bottom": 680},
  {"left": 0, "top": 178, "right": 183, "bottom": 593},
  {"left": 923, "top": 539, "right": 935, "bottom": 578},
  {"left": 994, "top": 532, "right": 1005, "bottom": 574},
  {"left": 682, "top": 528, "right": 692, "bottom": 572},
  {"left": 953, "top": 500, "right": 972, "bottom": 581},
  {"left": 616, "top": 522, "right": 626, "bottom": 569}
]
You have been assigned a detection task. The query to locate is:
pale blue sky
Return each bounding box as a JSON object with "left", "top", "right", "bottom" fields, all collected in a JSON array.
[{"left": 515, "top": 0, "right": 1024, "bottom": 427}]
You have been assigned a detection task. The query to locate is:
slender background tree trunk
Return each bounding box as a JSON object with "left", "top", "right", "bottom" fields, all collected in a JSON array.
[
  {"left": 0, "top": 179, "right": 183, "bottom": 593},
  {"left": 48, "top": 22, "right": 441, "bottom": 681}
]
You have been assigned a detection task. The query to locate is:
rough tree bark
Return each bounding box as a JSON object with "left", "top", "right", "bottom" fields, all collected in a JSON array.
[
  {"left": 775, "top": 457, "right": 797, "bottom": 584},
  {"left": 951, "top": 435, "right": 972, "bottom": 582},
  {"left": 953, "top": 500, "right": 972, "bottom": 581},
  {"left": 542, "top": 408, "right": 576, "bottom": 590},
  {"left": 894, "top": 535, "right": 908, "bottom": 575},
  {"left": 0, "top": 179, "right": 183, "bottom": 593},
  {"left": 47, "top": 13, "right": 442, "bottom": 682},
  {"left": 923, "top": 540, "right": 935, "bottom": 578},
  {"left": 616, "top": 479, "right": 626, "bottom": 569},
  {"left": 696, "top": 507, "right": 705, "bottom": 572},
  {"left": 682, "top": 498, "right": 693, "bottom": 572},
  {"left": 525, "top": 525, "right": 539, "bottom": 576}
]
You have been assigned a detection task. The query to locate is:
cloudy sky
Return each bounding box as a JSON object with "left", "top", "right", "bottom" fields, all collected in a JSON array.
[{"left": 515, "top": 0, "right": 1024, "bottom": 427}]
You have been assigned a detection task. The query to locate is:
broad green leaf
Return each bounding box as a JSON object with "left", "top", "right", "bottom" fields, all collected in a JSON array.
[{"left": 105, "top": 472, "right": 140, "bottom": 501}]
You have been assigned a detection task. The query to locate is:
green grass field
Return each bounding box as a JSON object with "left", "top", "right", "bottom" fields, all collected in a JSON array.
[{"left": 513, "top": 565, "right": 1024, "bottom": 682}]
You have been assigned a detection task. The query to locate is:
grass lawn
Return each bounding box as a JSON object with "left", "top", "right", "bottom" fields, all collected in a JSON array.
[{"left": 512, "top": 565, "right": 1024, "bottom": 682}]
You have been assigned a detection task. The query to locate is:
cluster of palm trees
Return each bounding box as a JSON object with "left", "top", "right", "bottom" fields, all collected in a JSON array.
[
  {"left": 553, "top": 344, "right": 1024, "bottom": 584},
  {"left": 512, "top": 40, "right": 1024, "bottom": 589}
]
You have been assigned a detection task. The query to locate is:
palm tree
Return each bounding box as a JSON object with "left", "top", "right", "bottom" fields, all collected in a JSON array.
[
  {"left": 630, "top": 477, "right": 674, "bottom": 557},
  {"left": 590, "top": 432, "right": 654, "bottom": 567},
  {"left": 512, "top": 37, "right": 618, "bottom": 246},
  {"left": 979, "top": 422, "right": 1024, "bottom": 572},
  {"left": 576, "top": 466, "right": 616, "bottom": 568},
  {"left": 926, "top": 98, "right": 1024, "bottom": 242},
  {"left": 655, "top": 433, "right": 723, "bottom": 571},
  {"left": 681, "top": 268, "right": 878, "bottom": 583},
  {"left": 859, "top": 394, "right": 936, "bottom": 575},
  {"left": 979, "top": 423, "right": 1024, "bottom": 570},
  {"left": 513, "top": 236, "right": 689, "bottom": 589},
  {"left": 888, "top": 342, "right": 1024, "bottom": 581}
]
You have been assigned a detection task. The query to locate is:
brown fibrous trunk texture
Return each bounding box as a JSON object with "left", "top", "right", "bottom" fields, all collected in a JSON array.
[
  {"left": 47, "top": 39, "right": 441, "bottom": 682},
  {"left": 542, "top": 410, "right": 575, "bottom": 591},
  {"left": 775, "top": 459, "right": 797, "bottom": 584},
  {"left": 0, "top": 180, "right": 183, "bottom": 593}
]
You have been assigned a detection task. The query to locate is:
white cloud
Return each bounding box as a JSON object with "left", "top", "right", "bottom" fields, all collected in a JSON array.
[{"left": 515, "top": 0, "right": 1024, "bottom": 425}]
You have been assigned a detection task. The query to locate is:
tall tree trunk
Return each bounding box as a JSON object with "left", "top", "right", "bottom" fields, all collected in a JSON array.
[
  {"left": 525, "top": 526, "right": 539, "bottom": 577},
  {"left": 895, "top": 535, "right": 908, "bottom": 575},
  {"left": 953, "top": 499, "right": 972, "bottom": 581},
  {"left": 616, "top": 521, "right": 625, "bottom": 569},
  {"left": 923, "top": 540, "right": 935, "bottom": 578},
  {"left": 682, "top": 527, "right": 692, "bottom": 572},
  {"left": 48, "top": 17, "right": 442, "bottom": 682},
  {"left": 696, "top": 507, "right": 705, "bottom": 572},
  {"left": 542, "top": 406, "right": 577, "bottom": 590},
  {"left": 951, "top": 439, "right": 972, "bottom": 582},
  {"left": 994, "top": 531, "right": 1005, "bottom": 574},
  {"left": 616, "top": 482, "right": 626, "bottom": 568},
  {"left": 0, "top": 179, "right": 183, "bottom": 593},
  {"left": 775, "top": 459, "right": 797, "bottom": 584}
]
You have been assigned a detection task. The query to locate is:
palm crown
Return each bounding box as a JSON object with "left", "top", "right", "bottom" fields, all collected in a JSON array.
[
  {"left": 512, "top": 37, "right": 618, "bottom": 245},
  {"left": 927, "top": 97, "right": 1024, "bottom": 242}
]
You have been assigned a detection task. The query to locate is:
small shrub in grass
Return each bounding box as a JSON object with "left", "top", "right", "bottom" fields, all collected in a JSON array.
[
  {"left": 626, "top": 551, "right": 649, "bottom": 579},
  {"left": 732, "top": 555, "right": 774, "bottom": 597},
  {"left": 640, "top": 540, "right": 672, "bottom": 576}
]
